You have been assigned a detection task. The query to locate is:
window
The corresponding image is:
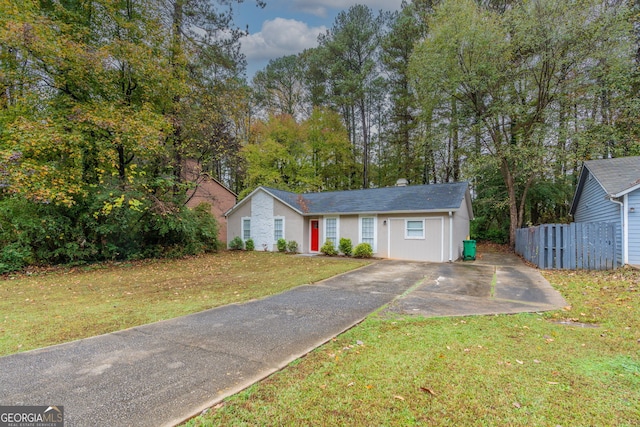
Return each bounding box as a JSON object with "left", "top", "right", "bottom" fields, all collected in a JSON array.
[
  {"left": 274, "top": 217, "right": 284, "bottom": 241},
  {"left": 406, "top": 220, "right": 425, "bottom": 239},
  {"left": 242, "top": 218, "right": 251, "bottom": 241},
  {"left": 360, "top": 216, "right": 376, "bottom": 250},
  {"left": 325, "top": 217, "right": 338, "bottom": 247}
]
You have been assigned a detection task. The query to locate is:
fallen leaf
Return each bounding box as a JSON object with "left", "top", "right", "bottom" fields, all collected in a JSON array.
[
  {"left": 394, "top": 395, "right": 405, "bottom": 401},
  {"left": 513, "top": 402, "right": 521, "bottom": 409},
  {"left": 366, "top": 384, "right": 373, "bottom": 389},
  {"left": 420, "top": 387, "right": 437, "bottom": 396}
]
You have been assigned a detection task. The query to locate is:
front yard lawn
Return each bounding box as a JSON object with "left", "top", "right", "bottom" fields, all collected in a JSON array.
[{"left": 0, "top": 252, "right": 368, "bottom": 356}]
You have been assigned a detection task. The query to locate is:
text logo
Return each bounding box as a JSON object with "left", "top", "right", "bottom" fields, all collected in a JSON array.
[{"left": 0, "top": 406, "right": 64, "bottom": 427}]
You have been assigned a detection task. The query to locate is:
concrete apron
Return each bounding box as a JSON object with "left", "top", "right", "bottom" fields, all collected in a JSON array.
[
  {"left": 386, "top": 252, "right": 567, "bottom": 317},
  {"left": 0, "top": 255, "right": 566, "bottom": 427}
]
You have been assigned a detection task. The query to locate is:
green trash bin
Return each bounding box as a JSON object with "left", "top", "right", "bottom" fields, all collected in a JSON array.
[{"left": 463, "top": 240, "right": 476, "bottom": 261}]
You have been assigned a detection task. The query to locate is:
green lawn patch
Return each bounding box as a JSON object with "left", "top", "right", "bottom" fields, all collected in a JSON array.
[
  {"left": 185, "top": 269, "right": 640, "bottom": 427},
  {"left": 0, "top": 252, "right": 368, "bottom": 356}
]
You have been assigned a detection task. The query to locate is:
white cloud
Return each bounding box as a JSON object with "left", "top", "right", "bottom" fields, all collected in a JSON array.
[
  {"left": 292, "top": 0, "right": 404, "bottom": 17},
  {"left": 241, "top": 18, "right": 327, "bottom": 62}
]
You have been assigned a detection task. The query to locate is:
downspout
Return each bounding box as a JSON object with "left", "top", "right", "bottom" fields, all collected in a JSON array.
[
  {"left": 608, "top": 196, "right": 627, "bottom": 265},
  {"left": 449, "top": 211, "right": 453, "bottom": 262},
  {"left": 387, "top": 218, "right": 391, "bottom": 259}
]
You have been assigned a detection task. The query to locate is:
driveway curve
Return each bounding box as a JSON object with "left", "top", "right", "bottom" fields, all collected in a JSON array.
[{"left": 0, "top": 253, "right": 565, "bottom": 427}]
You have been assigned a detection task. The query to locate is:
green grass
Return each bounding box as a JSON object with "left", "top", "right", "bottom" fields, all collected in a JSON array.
[
  {"left": 2, "top": 251, "right": 638, "bottom": 425},
  {"left": 0, "top": 251, "right": 369, "bottom": 356},
  {"left": 185, "top": 268, "right": 640, "bottom": 427}
]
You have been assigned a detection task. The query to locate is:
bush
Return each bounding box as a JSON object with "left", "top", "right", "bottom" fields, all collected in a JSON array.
[
  {"left": 229, "top": 236, "right": 244, "bottom": 250},
  {"left": 0, "top": 242, "right": 33, "bottom": 274},
  {"left": 191, "top": 203, "right": 219, "bottom": 253},
  {"left": 353, "top": 242, "right": 373, "bottom": 258},
  {"left": 287, "top": 240, "right": 298, "bottom": 253},
  {"left": 321, "top": 239, "right": 338, "bottom": 256},
  {"left": 245, "top": 238, "right": 255, "bottom": 251},
  {"left": 0, "top": 179, "right": 223, "bottom": 272},
  {"left": 277, "top": 238, "right": 287, "bottom": 252},
  {"left": 339, "top": 238, "right": 352, "bottom": 256}
]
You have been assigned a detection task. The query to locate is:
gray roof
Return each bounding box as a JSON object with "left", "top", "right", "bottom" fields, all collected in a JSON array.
[
  {"left": 262, "top": 182, "right": 470, "bottom": 215},
  {"left": 583, "top": 156, "right": 640, "bottom": 196},
  {"left": 570, "top": 156, "right": 640, "bottom": 215}
]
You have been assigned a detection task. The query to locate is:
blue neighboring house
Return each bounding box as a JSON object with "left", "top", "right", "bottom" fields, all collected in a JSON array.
[
  {"left": 225, "top": 182, "right": 474, "bottom": 263},
  {"left": 570, "top": 156, "right": 640, "bottom": 266}
]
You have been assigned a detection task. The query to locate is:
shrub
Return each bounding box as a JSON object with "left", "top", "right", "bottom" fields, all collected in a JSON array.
[
  {"left": 339, "top": 238, "right": 353, "bottom": 256},
  {"left": 321, "top": 239, "right": 338, "bottom": 256},
  {"left": 277, "top": 238, "right": 287, "bottom": 252},
  {"left": 245, "top": 238, "right": 255, "bottom": 251},
  {"left": 229, "top": 236, "right": 244, "bottom": 250},
  {"left": 287, "top": 240, "right": 298, "bottom": 253},
  {"left": 191, "top": 203, "right": 220, "bottom": 253},
  {"left": 0, "top": 242, "right": 33, "bottom": 274},
  {"left": 353, "top": 242, "right": 373, "bottom": 258}
]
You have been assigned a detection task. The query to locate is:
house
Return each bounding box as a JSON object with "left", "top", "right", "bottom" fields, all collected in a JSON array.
[
  {"left": 225, "top": 182, "right": 474, "bottom": 262},
  {"left": 183, "top": 159, "right": 237, "bottom": 243},
  {"left": 570, "top": 156, "right": 640, "bottom": 266}
]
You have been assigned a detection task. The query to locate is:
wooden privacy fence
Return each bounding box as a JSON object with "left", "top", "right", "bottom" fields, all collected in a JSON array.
[{"left": 515, "top": 222, "right": 618, "bottom": 270}]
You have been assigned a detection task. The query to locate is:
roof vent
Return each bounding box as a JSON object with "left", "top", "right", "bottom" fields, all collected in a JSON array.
[{"left": 396, "top": 178, "right": 408, "bottom": 187}]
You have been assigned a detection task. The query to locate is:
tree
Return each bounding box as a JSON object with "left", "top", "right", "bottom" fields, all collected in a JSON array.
[
  {"left": 410, "top": 0, "right": 633, "bottom": 246},
  {"left": 305, "top": 107, "right": 358, "bottom": 190},
  {"left": 252, "top": 55, "right": 308, "bottom": 118},
  {"left": 380, "top": 1, "right": 432, "bottom": 185},
  {"left": 241, "top": 114, "right": 317, "bottom": 193},
  {"left": 241, "top": 110, "right": 355, "bottom": 195},
  {"left": 316, "top": 4, "right": 387, "bottom": 188},
  {"left": 0, "top": 0, "right": 259, "bottom": 269}
]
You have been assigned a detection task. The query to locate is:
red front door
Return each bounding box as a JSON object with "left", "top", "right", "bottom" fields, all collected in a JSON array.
[{"left": 311, "top": 220, "right": 319, "bottom": 252}]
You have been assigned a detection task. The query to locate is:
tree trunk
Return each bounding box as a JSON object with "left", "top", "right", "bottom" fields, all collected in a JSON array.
[{"left": 360, "top": 98, "right": 369, "bottom": 188}]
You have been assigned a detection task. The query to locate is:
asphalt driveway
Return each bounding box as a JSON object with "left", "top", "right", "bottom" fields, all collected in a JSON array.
[{"left": 0, "top": 252, "right": 566, "bottom": 427}]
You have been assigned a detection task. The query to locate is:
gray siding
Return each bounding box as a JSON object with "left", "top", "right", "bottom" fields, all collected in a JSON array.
[
  {"left": 573, "top": 171, "right": 619, "bottom": 223},
  {"left": 573, "top": 170, "right": 622, "bottom": 264},
  {"left": 628, "top": 190, "right": 640, "bottom": 264}
]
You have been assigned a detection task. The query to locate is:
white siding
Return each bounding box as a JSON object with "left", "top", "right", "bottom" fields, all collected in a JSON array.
[{"left": 251, "top": 190, "right": 274, "bottom": 251}]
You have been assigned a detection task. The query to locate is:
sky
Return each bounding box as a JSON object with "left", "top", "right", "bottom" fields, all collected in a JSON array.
[{"left": 233, "top": 0, "right": 404, "bottom": 79}]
